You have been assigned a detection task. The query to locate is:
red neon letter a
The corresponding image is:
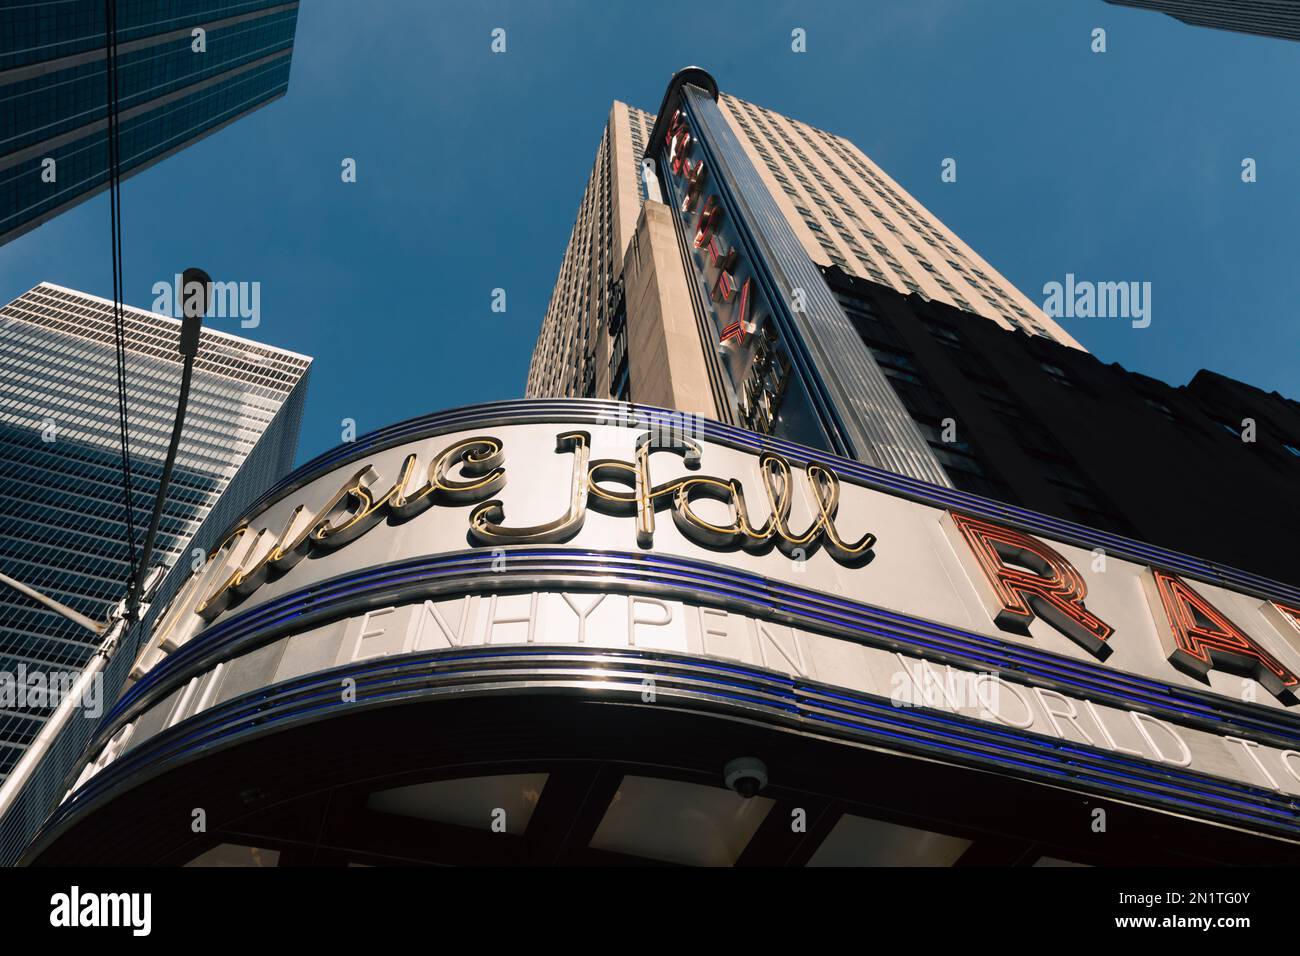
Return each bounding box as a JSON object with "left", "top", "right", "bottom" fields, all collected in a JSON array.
[
  {"left": 945, "top": 512, "right": 1114, "bottom": 658},
  {"left": 1143, "top": 569, "right": 1298, "bottom": 702}
]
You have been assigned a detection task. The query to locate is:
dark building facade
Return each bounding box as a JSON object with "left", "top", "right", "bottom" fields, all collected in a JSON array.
[
  {"left": 1106, "top": 1, "right": 1300, "bottom": 42},
  {"left": 823, "top": 265, "right": 1300, "bottom": 586},
  {"left": 0, "top": 0, "right": 299, "bottom": 246}
]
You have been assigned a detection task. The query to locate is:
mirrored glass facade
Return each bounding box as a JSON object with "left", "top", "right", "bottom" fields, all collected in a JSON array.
[{"left": 0, "top": 0, "right": 299, "bottom": 245}]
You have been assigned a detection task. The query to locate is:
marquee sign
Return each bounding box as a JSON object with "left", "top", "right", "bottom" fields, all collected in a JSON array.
[
  {"left": 129, "top": 421, "right": 1300, "bottom": 704},
  {"left": 63, "top": 414, "right": 1300, "bottom": 835}
]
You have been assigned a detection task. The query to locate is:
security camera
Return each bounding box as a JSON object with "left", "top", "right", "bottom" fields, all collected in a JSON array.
[{"left": 723, "top": 757, "right": 768, "bottom": 798}]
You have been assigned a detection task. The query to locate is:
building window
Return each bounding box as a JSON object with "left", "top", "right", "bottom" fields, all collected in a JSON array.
[
  {"left": 1143, "top": 397, "right": 1176, "bottom": 421},
  {"left": 1040, "top": 362, "right": 1074, "bottom": 388},
  {"left": 924, "top": 322, "right": 964, "bottom": 349},
  {"left": 869, "top": 347, "right": 922, "bottom": 383}
]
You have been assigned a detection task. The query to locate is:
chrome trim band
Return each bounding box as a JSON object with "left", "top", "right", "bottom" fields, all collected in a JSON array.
[{"left": 41, "top": 646, "right": 1300, "bottom": 854}]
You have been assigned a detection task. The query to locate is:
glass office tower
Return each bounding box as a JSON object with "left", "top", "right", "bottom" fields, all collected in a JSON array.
[
  {"left": 0, "top": 281, "right": 311, "bottom": 782},
  {"left": 1105, "top": 1, "right": 1300, "bottom": 42},
  {"left": 0, "top": 0, "right": 299, "bottom": 246}
]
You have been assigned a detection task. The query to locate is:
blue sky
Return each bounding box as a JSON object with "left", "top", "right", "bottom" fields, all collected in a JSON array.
[{"left": 2, "top": 0, "right": 1297, "bottom": 466}]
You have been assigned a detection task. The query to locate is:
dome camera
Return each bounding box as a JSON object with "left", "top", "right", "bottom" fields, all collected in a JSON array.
[{"left": 724, "top": 756, "right": 768, "bottom": 798}]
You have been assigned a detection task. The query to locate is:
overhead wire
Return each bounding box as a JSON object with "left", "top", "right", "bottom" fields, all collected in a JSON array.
[{"left": 103, "top": 0, "right": 139, "bottom": 606}]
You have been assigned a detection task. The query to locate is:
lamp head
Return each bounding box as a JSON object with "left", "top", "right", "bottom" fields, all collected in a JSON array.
[{"left": 178, "top": 267, "right": 210, "bottom": 358}]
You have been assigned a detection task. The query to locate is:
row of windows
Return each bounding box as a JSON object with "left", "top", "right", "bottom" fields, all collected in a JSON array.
[
  {"left": 13, "top": 287, "right": 307, "bottom": 386},
  {"left": 3, "top": 12, "right": 298, "bottom": 155},
  {"left": 0, "top": 0, "right": 294, "bottom": 70},
  {"left": 836, "top": 287, "right": 1142, "bottom": 533},
  {"left": 529, "top": 120, "right": 619, "bottom": 398},
  {"left": 723, "top": 95, "right": 1060, "bottom": 343},
  {"left": 530, "top": 106, "right": 657, "bottom": 402},
  {"left": 2, "top": 56, "right": 292, "bottom": 243}
]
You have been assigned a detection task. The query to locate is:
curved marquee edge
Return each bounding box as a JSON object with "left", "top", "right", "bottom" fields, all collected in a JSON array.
[{"left": 33, "top": 645, "right": 1300, "bottom": 863}]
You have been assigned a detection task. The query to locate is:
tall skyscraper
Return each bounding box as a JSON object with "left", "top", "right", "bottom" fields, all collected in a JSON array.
[
  {"left": 0, "top": 281, "right": 311, "bottom": 780},
  {"left": 528, "top": 73, "right": 1082, "bottom": 489},
  {"left": 716, "top": 91, "right": 1081, "bottom": 347},
  {"left": 0, "top": 0, "right": 300, "bottom": 246},
  {"left": 527, "top": 90, "right": 1083, "bottom": 411},
  {"left": 1105, "top": 1, "right": 1300, "bottom": 42},
  {"left": 528, "top": 68, "right": 1300, "bottom": 586},
  {"left": 528, "top": 103, "right": 657, "bottom": 405}
]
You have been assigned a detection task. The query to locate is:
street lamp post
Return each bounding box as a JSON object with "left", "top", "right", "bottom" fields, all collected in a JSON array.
[
  {"left": 126, "top": 266, "right": 209, "bottom": 621},
  {"left": 0, "top": 268, "right": 209, "bottom": 824}
]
